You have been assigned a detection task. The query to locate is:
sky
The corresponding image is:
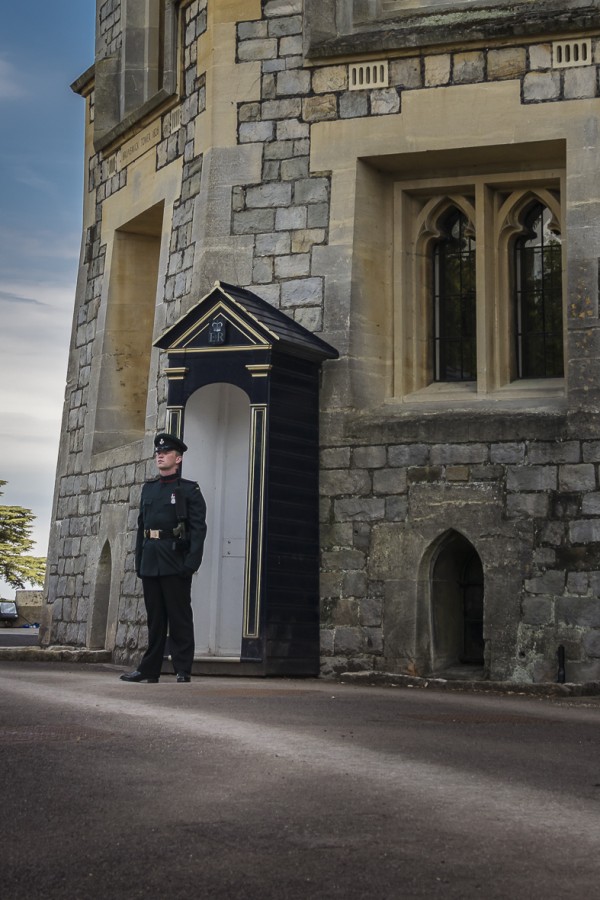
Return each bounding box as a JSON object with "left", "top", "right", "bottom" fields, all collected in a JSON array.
[{"left": 0, "top": 2, "right": 96, "bottom": 597}]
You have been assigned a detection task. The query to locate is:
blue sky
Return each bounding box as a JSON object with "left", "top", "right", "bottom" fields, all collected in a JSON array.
[{"left": 0, "top": 2, "right": 96, "bottom": 596}]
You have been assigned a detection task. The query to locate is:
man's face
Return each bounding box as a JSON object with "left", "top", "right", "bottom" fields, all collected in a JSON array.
[{"left": 154, "top": 449, "right": 182, "bottom": 476}]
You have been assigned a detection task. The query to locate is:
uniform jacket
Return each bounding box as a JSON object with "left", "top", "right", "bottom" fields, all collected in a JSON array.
[{"left": 135, "top": 476, "right": 207, "bottom": 578}]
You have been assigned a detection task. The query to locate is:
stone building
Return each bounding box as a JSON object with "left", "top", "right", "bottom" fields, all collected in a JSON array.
[{"left": 43, "top": 0, "right": 600, "bottom": 683}]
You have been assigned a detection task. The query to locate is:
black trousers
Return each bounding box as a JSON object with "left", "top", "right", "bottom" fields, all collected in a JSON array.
[{"left": 139, "top": 574, "right": 195, "bottom": 677}]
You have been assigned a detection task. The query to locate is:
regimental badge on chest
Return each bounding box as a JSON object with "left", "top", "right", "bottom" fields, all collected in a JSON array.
[{"left": 171, "top": 493, "right": 176, "bottom": 504}]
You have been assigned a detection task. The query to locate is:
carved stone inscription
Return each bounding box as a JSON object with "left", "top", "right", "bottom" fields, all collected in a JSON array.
[{"left": 119, "top": 120, "right": 161, "bottom": 167}]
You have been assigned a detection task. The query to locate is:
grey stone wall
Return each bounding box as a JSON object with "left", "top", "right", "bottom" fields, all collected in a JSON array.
[{"left": 46, "top": 0, "right": 600, "bottom": 682}]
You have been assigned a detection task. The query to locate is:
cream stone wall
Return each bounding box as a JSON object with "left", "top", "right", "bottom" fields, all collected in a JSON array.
[{"left": 45, "top": 0, "right": 600, "bottom": 683}]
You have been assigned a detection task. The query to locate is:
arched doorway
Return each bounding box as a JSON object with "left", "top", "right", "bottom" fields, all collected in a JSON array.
[
  {"left": 430, "top": 531, "right": 484, "bottom": 672},
  {"left": 88, "top": 541, "right": 112, "bottom": 649},
  {"left": 183, "top": 383, "right": 251, "bottom": 658}
]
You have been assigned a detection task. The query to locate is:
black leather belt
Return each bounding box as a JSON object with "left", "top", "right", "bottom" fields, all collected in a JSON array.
[{"left": 144, "top": 529, "right": 175, "bottom": 539}]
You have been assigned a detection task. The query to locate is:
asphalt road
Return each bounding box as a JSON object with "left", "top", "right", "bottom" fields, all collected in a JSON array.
[{"left": 0, "top": 662, "right": 599, "bottom": 900}]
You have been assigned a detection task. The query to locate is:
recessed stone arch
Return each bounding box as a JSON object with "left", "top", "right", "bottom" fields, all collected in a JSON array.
[
  {"left": 88, "top": 540, "right": 112, "bottom": 649},
  {"left": 427, "top": 529, "right": 484, "bottom": 673}
]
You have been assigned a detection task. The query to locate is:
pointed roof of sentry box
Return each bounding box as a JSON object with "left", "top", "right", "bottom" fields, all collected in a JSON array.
[{"left": 154, "top": 280, "right": 339, "bottom": 362}]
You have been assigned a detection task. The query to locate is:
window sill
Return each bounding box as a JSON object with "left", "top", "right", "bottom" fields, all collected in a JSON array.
[{"left": 399, "top": 378, "right": 565, "bottom": 407}]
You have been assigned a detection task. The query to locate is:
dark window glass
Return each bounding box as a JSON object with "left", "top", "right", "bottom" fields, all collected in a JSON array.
[
  {"left": 432, "top": 211, "right": 476, "bottom": 382},
  {"left": 514, "top": 204, "right": 563, "bottom": 378}
]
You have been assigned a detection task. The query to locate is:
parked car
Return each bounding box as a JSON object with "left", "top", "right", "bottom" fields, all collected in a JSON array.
[{"left": 0, "top": 600, "right": 18, "bottom": 626}]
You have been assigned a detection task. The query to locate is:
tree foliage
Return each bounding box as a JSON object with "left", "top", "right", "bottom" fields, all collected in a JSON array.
[{"left": 0, "top": 481, "right": 46, "bottom": 589}]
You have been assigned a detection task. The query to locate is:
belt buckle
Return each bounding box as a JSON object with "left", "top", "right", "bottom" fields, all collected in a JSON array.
[{"left": 149, "top": 529, "right": 160, "bottom": 539}]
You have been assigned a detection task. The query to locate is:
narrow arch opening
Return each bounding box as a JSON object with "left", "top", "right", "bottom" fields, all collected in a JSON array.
[
  {"left": 89, "top": 541, "right": 112, "bottom": 649},
  {"left": 431, "top": 531, "right": 484, "bottom": 673}
]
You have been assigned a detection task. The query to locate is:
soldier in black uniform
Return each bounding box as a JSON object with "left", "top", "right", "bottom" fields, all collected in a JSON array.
[{"left": 120, "top": 433, "right": 207, "bottom": 684}]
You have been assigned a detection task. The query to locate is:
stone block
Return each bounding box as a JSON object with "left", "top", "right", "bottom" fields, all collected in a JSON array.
[
  {"left": 525, "top": 570, "right": 565, "bottom": 594},
  {"left": 276, "top": 119, "right": 309, "bottom": 139},
  {"left": 238, "top": 39, "right": 278, "bottom": 62},
  {"left": 274, "top": 253, "right": 311, "bottom": 277},
  {"left": 529, "top": 43, "right": 552, "bottom": 70},
  {"left": 522, "top": 597, "right": 553, "bottom": 625},
  {"left": 359, "top": 597, "right": 382, "bottom": 627},
  {"left": 294, "top": 177, "right": 329, "bottom": 204},
  {"left": 564, "top": 66, "right": 598, "bottom": 100},
  {"left": 566, "top": 572, "right": 589, "bottom": 595},
  {"left": 279, "top": 35, "right": 303, "bottom": 56},
  {"left": 523, "top": 71, "right": 561, "bottom": 101},
  {"left": 352, "top": 446, "right": 386, "bottom": 469},
  {"left": 583, "top": 630, "right": 600, "bottom": 657},
  {"left": 280, "top": 277, "right": 322, "bottom": 305},
  {"left": 556, "top": 597, "right": 600, "bottom": 628},
  {"left": 445, "top": 466, "right": 469, "bottom": 482},
  {"left": 569, "top": 519, "right": 600, "bottom": 543},
  {"left": 371, "top": 89, "right": 400, "bottom": 115},
  {"left": 559, "top": 464, "right": 596, "bottom": 492},
  {"left": 582, "top": 492, "right": 600, "bottom": 515},
  {"left": 233, "top": 209, "right": 276, "bottom": 234},
  {"left": 343, "top": 571, "right": 368, "bottom": 599},
  {"left": 334, "top": 498, "right": 386, "bottom": 522},
  {"left": 252, "top": 257, "right": 273, "bottom": 283},
  {"left": 281, "top": 157, "right": 309, "bottom": 180},
  {"left": 238, "top": 21, "right": 268, "bottom": 40},
  {"left": 430, "top": 444, "right": 488, "bottom": 465},
  {"left": 320, "top": 571, "right": 344, "bottom": 598},
  {"left": 453, "top": 51, "right": 485, "bottom": 83},
  {"left": 275, "top": 206, "right": 307, "bottom": 230},
  {"left": 337, "top": 90, "right": 369, "bottom": 122},
  {"left": 490, "top": 442, "right": 526, "bottom": 464},
  {"left": 385, "top": 496, "right": 408, "bottom": 521},
  {"left": 390, "top": 58, "right": 422, "bottom": 89},
  {"left": 262, "top": 98, "right": 302, "bottom": 119},
  {"left": 388, "top": 444, "right": 430, "bottom": 467},
  {"left": 264, "top": 0, "right": 302, "bottom": 16},
  {"left": 321, "top": 447, "right": 351, "bottom": 468},
  {"left": 320, "top": 468, "right": 371, "bottom": 497},
  {"left": 373, "top": 469, "right": 408, "bottom": 495},
  {"left": 295, "top": 304, "right": 322, "bottom": 332},
  {"left": 291, "top": 228, "right": 325, "bottom": 252},
  {"left": 506, "top": 466, "right": 557, "bottom": 492},
  {"left": 334, "top": 626, "right": 365, "bottom": 655},
  {"left": 528, "top": 441, "right": 580, "bottom": 464},
  {"left": 303, "top": 95, "right": 338, "bottom": 122},
  {"left": 506, "top": 493, "right": 551, "bottom": 518},
  {"left": 322, "top": 549, "right": 365, "bottom": 571},
  {"left": 277, "top": 69, "right": 311, "bottom": 95},
  {"left": 268, "top": 15, "right": 302, "bottom": 37},
  {"left": 424, "top": 54, "right": 451, "bottom": 87},
  {"left": 255, "top": 232, "right": 291, "bottom": 256},
  {"left": 312, "top": 65, "right": 347, "bottom": 93},
  {"left": 239, "top": 121, "right": 275, "bottom": 143},
  {"left": 307, "top": 203, "right": 330, "bottom": 228},
  {"left": 246, "top": 182, "right": 292, "bottom": 208},
  {"left": 487, "top": 47, "right": 527, "bottom": 80}
]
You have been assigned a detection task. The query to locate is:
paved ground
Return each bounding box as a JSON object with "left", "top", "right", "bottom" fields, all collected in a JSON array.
[{"left": 1, "top": 661, "right": 599, "bottom": 899}]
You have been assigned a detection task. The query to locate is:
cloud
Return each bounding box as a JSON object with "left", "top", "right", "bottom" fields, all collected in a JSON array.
[
  {"left": 0, "top": 288, "right": 49, "bottom": 308},
  {"left": 0, "top": 55, "right": 27, "bottom": 101},
  {"left": 0, "top": 225, "right": 81, "bottom": 265}
]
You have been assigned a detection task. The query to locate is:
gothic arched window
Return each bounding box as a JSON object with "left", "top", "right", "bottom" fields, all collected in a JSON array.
[
  {"left": 514, "top": 203, "right": 563, "bottom": 379},
  {"left": 432, "top": 210, "right": 476, "bottom": 382}
]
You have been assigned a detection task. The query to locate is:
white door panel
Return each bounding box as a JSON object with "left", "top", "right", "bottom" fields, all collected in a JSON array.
[{"left": 183, "top": 383, "right": 250, "bottom": 657}]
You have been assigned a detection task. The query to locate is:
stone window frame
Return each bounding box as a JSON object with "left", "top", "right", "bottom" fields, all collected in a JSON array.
[
  {"left": 394, "top": 171, "right": 566, "bottom": 401},
  {"left": 303, "top": 0, "right": 599, "bottom": 59},
  {"left": 94, "top": 0, "right": 181, "bottom": 152}
]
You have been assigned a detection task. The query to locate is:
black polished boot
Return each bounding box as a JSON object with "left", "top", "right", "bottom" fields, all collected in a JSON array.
[
  {"left": 119, "top": 670, "right": 159, "bottom": 683},
  {"left": 176, "top": 672, "right": 191, "bottom": 683}
]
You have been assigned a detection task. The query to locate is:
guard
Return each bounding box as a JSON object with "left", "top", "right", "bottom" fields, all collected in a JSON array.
[{"left": 120, "top": 433, "right": 207, "bottom": 683}]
